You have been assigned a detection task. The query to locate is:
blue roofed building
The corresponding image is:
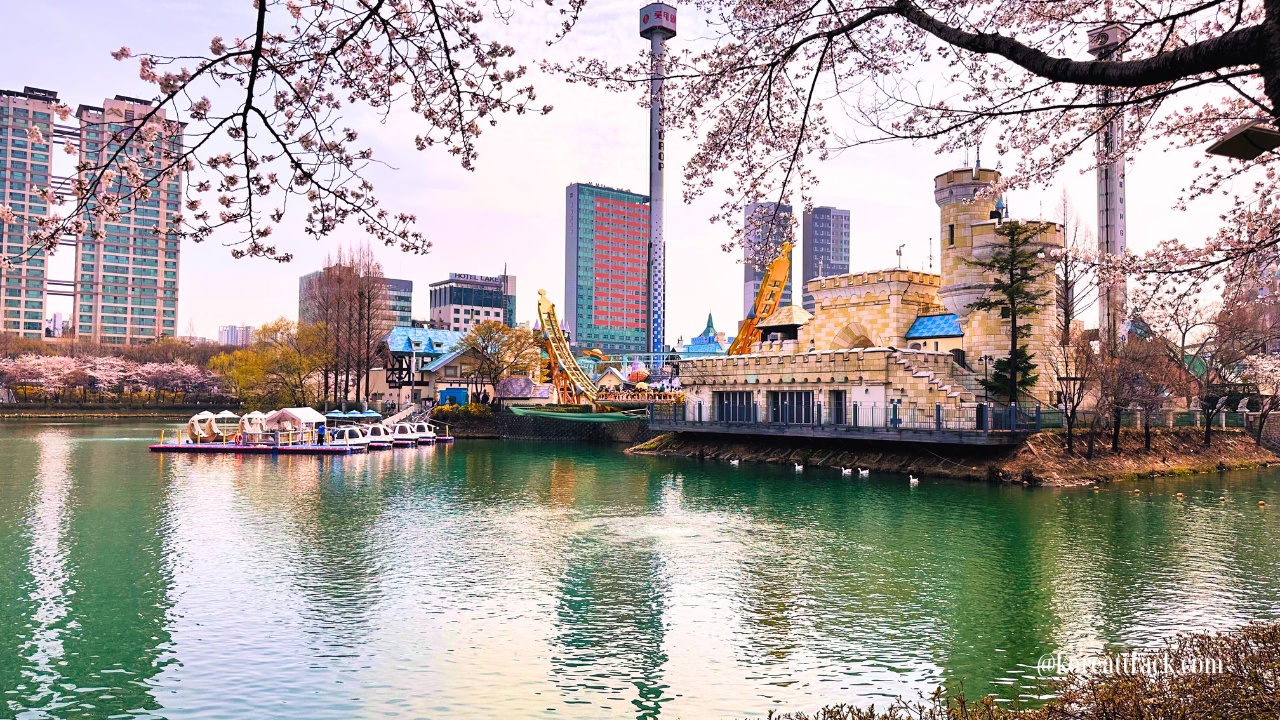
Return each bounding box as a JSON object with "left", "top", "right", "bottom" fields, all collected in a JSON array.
[
  {"left": 680, "top": 313, "right": 733, "bottom": 357},
  {"left": 367, "top": 326, "right": 475, "bottom": 407},
  {"left": 905, "top": 313, "right": 964, "bottom": 353}
]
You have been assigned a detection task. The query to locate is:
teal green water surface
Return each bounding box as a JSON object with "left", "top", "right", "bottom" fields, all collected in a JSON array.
[{"left": 2, "top": 420, "right": 1280, "bottom": 719}]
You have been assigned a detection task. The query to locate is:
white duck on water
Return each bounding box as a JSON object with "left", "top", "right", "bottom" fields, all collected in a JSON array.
[{"left": 909, "top": 475, "right": 919, "bottom": 486}]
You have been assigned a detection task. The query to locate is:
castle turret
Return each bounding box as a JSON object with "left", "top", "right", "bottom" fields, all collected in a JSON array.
[
  {"left": 934, "top": 167, "right": 1001, "bottom": 318},
  {"left": 934, "top": 167, "right": 1064, "bottom": 402}
]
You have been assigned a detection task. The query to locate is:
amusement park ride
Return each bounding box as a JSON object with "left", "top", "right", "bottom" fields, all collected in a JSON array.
[
  {"left": 729, "top": 241, "right": 793, "bottom": 355},
  {"left": 533, "top": 236, "right": 793, "bottom": 407},
  {"left": 535, "top": 290, "right": 684, "bottom": 408}
]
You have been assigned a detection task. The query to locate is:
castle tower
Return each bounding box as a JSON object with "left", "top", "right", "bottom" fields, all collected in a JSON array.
[
  {"left": 934, "top": 167, "right": 1063, "bottom": 402},
  {"left": 935, "top": 167, "right": 1002, "bottom": 320}
]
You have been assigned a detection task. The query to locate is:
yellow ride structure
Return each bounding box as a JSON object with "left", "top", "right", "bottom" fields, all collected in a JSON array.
[
  {"left": 536, "top": 289, "right": 685, "bottom": 408},
  {"left": 728, "top": 240, "right": 793, "bottom": 355},
  {"left": 537, "top": 289, "right": 599, "bottom": 405}
]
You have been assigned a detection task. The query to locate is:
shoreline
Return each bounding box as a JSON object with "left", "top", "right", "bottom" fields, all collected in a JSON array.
[
  {"left": 0, "top": 408, "right": 237, "bottom": 420},
  {"left": 628, "top": 427, "right": 1278, "bottom": 486}
]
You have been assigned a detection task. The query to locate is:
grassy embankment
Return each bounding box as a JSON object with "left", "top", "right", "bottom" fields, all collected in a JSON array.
[{"left": 630, "top": 427, "right": 1278, "bottom": 486}]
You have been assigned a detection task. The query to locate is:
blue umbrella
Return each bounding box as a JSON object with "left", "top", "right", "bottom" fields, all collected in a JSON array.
[
  {"left": 360, "top": 410, "right": 382, "bottom": 418},
  {"left": 324, "top": 410, "right": 345, "bottom": 418},
  {"left": 344, "top": 410, "right": 365, "bottom": 418}
]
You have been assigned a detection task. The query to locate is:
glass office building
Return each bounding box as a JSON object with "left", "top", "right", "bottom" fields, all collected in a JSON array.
[{"left": 429, "top": 273, "right": 516, "bottom": 331}]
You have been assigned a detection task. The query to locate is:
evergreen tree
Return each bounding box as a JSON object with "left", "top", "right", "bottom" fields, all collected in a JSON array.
[{"left": 967, "top": 221, "right": 1054, "bottom": 403}]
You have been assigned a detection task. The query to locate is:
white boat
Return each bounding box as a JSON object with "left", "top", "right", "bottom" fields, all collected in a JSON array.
[
  {"left": 391, "top": 423, "right": 419, "bottom": 446},
  {"left": 365, "top": 423, "right": 394, "bottom": 449},
  {"left": 412, "top": 421, "right": 437, "bottom": 444},
  {"left": 328, "top": 426, "right": 369, "bottom": 449}
]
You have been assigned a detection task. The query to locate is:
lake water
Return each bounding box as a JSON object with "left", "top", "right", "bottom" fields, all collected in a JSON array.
[{"left": 2, "top": 420, "right": 1279, "bottom": 719}]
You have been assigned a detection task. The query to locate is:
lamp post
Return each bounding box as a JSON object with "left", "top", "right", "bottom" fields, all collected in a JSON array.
[
  {"left": 980, "top": 355, "right": 991, "bottom": 403},
  {"left": 1205, "top": 121, "right": 1280, "bottom": 160},
  {"left": 410, "top": 338, "right": 425, "bottom": 410}
]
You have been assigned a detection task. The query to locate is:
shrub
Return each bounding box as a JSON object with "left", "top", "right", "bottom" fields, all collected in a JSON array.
[
  {"left": 756, "top": 623, "right": 1280, "bottom": 720},
  {"left": 431, "top": 402, "right": 493, "bottom": 422}
]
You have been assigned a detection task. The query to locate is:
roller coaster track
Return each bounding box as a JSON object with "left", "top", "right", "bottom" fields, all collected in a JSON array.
[{"left": 536, "top": 290, "right": 598, "bottom": 404}]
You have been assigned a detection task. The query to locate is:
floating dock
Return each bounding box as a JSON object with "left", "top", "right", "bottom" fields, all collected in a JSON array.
[{"left": 149, "top": 443, "right": 365, "bottom": 455}]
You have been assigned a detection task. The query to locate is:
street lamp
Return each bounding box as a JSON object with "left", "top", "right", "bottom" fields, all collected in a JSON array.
[
  {"left": 980, "top": 355, "right": 991, "bottom": 403},
  {"left": 1205, "top": 121, "right": 1280, "bottom": 161},
  {"left": 410, "top": 338, "right": 425, "bottom": 410}
]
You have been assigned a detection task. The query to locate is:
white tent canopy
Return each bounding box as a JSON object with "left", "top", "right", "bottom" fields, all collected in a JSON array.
[
  {"left": 190, "top": 411, "right": 216, "bottom": 421},
  {"left": 263, "top": 407, "right": 328, "bottom": 430},
  {"left": 215, "top": 410, "right": 241, "bottom": 419}
]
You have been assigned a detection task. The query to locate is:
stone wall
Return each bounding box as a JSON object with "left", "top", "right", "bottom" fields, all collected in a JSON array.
[
  {"left": 802, "top": 270, "right": 944, "bottom": 350},
  {"left": 679, "top": 347, "right": 976, "bottom": 422}
]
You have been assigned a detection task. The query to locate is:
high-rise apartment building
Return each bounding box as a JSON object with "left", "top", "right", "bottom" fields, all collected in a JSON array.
[
  {"left": 565, "top": 183, "right": 651, "bottom": 353},
  {"left": 428, "top": 273, "right": 516, "bottom": 332},
  {"left": 1, "top": 87, "right": 57, "bottom": 340},
  {"left": 3, "top": 88, "right": 182, "bottom": 345},
  {"left": 74, "top": 96, "right": 184, "bottom": 344},
  {"left": 298, "top": 270, "right": 413, "bottom": 327},
  {"left": 801, "top": 206, "right": 851, "bottom": 312},
  {"left": 217, "top": 325, "right": 255, "bottom": 346},
  {"left": 743, "top": 202, "right": 792, "bottom": 318}
]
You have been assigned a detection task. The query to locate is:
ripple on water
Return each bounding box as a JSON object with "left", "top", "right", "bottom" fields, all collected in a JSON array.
[{"left": 0, "top": 429, "right": 1278, "bottom": 718}]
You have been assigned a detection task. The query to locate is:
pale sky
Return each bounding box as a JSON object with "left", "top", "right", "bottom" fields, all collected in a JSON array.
[{"left": 2, "top": 0, "right": 1234, "bottom": 344}]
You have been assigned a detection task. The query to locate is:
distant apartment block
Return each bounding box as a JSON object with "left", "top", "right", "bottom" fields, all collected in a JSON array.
[
  {"left": 429, "top": 273, "right": 516, "bottom": 332},
  {"left": 565, "top": 183, "right": 651, "bottom": 353},
  {"left": 1, "top": 88, "right": 57, "bottom": 340},
  {"left": 743, "top": 202, "right": 793, "bottom": 318},
  {"left": 75, "top": 96, "right": 184, "bottom": 345},
  {"left": 3, "top": 87, "right": 182, "bottom": 345},
  {"left": 298, "top": 269, "right": 414, "bottom": 327},
  {"left": 218, "top": 325, "right": 255, "bottom": 346},
  {"left": 801, "top": 206, "right": 851, "bottom": 311}
]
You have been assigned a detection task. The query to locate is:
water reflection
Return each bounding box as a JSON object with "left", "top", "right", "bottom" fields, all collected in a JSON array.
[{"left": 0, "top": 427, "right": 1278, "bottom": 720}]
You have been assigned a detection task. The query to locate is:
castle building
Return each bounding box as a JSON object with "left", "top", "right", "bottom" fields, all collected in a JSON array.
[{"left": 679, "top": 167, "right": 1064, "bottom": 426}]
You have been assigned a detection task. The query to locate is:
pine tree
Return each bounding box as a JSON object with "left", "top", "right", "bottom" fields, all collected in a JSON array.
[{"left": 968, "top": 221, "right": 1054, "bottom": 404}]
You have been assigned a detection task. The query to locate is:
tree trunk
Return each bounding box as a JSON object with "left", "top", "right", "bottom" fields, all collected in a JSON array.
[
  {"left": 1255, "top": 408, "right": 1271, "bottom": 445},
  {"left": 1204, "top": 408, "right": 1214, "bottom": 447},
  {"left": 1143, "top": 412, "right": 1152, "bottom": 452},
  {"left": 1065, "top": 415, "right": 1075, "bottom": 454},
  {"left": 1086, "top": 415, "right": 1098, "bottom": 460},
  {"left": 1111, "top": 407, "right": 1122, "bottom": 452}
]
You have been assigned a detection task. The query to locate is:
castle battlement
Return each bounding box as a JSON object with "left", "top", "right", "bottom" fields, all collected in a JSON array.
[{"left": 806, "top": 269, "right": 941, "bottom": 294}]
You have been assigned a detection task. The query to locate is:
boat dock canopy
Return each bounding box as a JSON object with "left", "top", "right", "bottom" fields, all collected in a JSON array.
[{"left": 264, "top": 407, "right": 329, "bottom": 428}]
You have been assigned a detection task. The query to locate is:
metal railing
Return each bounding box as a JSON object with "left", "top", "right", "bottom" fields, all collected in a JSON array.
[{"left": 652, "top": 401, "right": 1052, "bottom": 434}]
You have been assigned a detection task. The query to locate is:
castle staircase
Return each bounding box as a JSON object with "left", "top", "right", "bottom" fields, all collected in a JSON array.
[{"left": 889, "top": 351, "right": 977, "bottom": 404}]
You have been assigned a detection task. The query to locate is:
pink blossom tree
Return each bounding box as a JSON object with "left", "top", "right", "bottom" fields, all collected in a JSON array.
[
  {"left": 1, "top": 0, "right": 579, "bottom": 268},
  {"left": 550, "top": 1, "right": 1279, "bottom": 276}
]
